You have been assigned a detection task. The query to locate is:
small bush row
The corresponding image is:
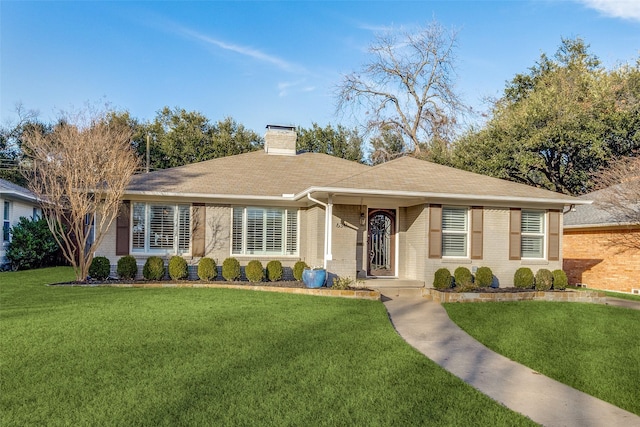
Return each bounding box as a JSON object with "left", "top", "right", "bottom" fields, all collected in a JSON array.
[
  {"left": 92, "top": 255, "right": 306, "bottom": 282},
  {"left": 432, "top": 266, "right": 568, "bottom": 292}
]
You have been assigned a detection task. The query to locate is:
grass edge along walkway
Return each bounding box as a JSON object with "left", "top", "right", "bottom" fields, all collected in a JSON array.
[
  {"left": 1, "top": 267, "right": 535, "bottom": 426},
  {"left": 444, "top": 300, "right": 640, "bottom": 418}
]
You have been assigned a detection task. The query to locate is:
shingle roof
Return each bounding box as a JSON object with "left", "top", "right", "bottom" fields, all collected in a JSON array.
[
  {"left": 125, "top": 151, "right": 582, "bottom": 204},
  {"left": 127, "top": 150, "right": 370, "bottom": 197},
  {"left": 564, "top": 187, "right": 626, "bottom": 227},
  {"left": 0, "top": 178, "right": 37, "bottom": 202},
  {"left": 324, "top": 156, "right": 578, "bottom": 202}
]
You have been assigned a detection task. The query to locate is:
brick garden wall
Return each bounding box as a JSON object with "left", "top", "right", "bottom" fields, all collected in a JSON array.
[{"left": 563, "top": 227, "right": 640, "bottom": 293}]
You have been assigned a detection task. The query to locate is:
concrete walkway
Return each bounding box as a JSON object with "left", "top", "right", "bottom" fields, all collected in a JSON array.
[
  {"left": 383, "top": 296, "right": 640, "bottom": 427},
  {"left": 606, "top": 297, "right": 640, "bottom": 310}
]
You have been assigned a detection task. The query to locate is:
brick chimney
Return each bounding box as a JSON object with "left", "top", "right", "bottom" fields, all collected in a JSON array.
[{"left": 264, "top": 125, "right": 297, "bottom": 156}]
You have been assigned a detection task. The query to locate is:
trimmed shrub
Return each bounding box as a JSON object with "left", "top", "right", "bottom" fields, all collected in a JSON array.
[
  {"left": 475, "top": 266, "right": 493, "bottom": 288},
  {"left": 6, "top": 216, "right": 60, "bottom": 270},
  {"left": 535, "top": 268, "right": 553, "bottom": 291},
  {"left": 89, "top": 256, "right": 111, "bottom": 280},
  {"left": 198, "top": 257, "right": 217, "bottom": 281},
  {"left": 266, "top": 260, "right": 283, "bottom": 282},
  {"left": 117, "top": 255, "right": 138, "bottom": 280},
  {"left": 552, "top": 269, "right": 568, "bottom": 290},
  {"left": 168, "top": 256, "right": 188, "bottom": 280},
  {"left": 143, "top": 256, "right": 165, "bottom": 281},
  {"left": 245, "top": 260, "right": 264, "bottom": 282},
  {"left": 222, "top": 257, "right": 241, "bottom": 281},
  {"left": 293, "top": 261, "right": 309, "bottom": 281},
  {"left": 433, "top": 268, "right": 453, "bottom": 290},
  {"left": 454, "top": 266, "right": 476, "bottom": 291},
  {"left": 514, "top": 267, "right": 534, "bottom": 289}
]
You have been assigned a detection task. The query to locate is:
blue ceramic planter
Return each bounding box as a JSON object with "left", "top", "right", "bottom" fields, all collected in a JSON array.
[{"left": 302, "top": 268, "right": 326, "bottom": 288}]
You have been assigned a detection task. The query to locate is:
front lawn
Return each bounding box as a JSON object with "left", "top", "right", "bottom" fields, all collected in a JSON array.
[
  {"left": 0, "top": 267, "right": 534, "bottom": 426},
  {"left": 444, "top": 301, "right": 640, "bottom": 416}
]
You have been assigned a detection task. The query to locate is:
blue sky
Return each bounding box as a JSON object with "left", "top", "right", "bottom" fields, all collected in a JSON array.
[{"left": 1, "top": 1, "right": 639, "bottom": 135}]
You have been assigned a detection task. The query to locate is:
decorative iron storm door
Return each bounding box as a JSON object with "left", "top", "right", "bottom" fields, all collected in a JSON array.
[{"left": 367, "top": 209, "right": 395, "bottom": 276}]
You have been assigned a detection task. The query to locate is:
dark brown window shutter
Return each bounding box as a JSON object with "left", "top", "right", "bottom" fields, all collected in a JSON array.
[
  {"left": 509, "top": 208, "right": 521, "bottom": 260},
  {"left": 429, "top": 205, "right": 442, "bottom": 259},
  {"left": 548, "top": 210, "right": 560, "bottom": 261},
  {"left": 471, "top": 206, "right": 483, "bottom": 260},
  {"left": 192, "top": 203, "right": 206, "bottom": 257},
  {"left": 115, "top": 201, "right": 130, "bottom": 256}
]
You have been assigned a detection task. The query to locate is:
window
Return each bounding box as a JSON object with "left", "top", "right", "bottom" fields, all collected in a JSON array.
[
  {"left": 232, "top": 207, "right": 297, "bottom": 256},
  {"left": 441, "top": 207, "right": 468, "bottom": 257},
  {"left": 3, "top": 201, "right": 10, "bottom": 243},
  {"left": 85, "top": 213, "right": 95, "bottom": 254},
  {"left": 521, "top": 211, "right": 545, "bottom": 258},
  {"left": 32, "top": 207, "right": 42, "bottom": 220},
  {"left": 131, "top": 202, "right": 191, "bottom": 254}
]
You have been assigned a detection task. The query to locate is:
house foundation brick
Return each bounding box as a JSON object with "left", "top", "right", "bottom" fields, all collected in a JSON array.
[{"left": 563, "top": 228, "right": 640, "bottom": 293}]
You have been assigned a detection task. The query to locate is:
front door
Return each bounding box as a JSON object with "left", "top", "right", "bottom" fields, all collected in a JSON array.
[{"left": 367, "top": 209, "right": 395, "bottom": 276}]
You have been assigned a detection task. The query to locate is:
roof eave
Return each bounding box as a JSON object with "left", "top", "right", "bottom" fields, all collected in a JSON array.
[
  {"left": 294, "top": 187, "right": 589, "bottom": 206},
  {"left": 123, "top": 186, "right": 589, "bottom": 206}
]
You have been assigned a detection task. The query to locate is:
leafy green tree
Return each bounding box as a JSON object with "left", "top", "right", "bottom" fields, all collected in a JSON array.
[
  {"left": 144, "top": 108, "right": 262, "bottom": 170},
  {"left": 0, "top": 106, "right": 52, "bottom": 186},
  {"left": 451, "top": 38, "right": 640, "bottom": 195},
  {"left": 6, "top": 216, "right": 61, "bottom": 270},
  {"left": 368, "top": 126, "right": 405, "bottom": 165},
  {"left": 297, "top": 122, "right": 364, "bottom": 162}
]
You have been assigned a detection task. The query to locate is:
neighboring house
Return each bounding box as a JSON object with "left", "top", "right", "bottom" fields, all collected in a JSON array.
[
  {"left": 95, "top": 125, "right": 585, "bottom": 287},
  {"left": 0, "top": 178, "right": 42, "bottom": 268},
  {"left": 563, "top": 188, "right": 640, "bottom": 294}
]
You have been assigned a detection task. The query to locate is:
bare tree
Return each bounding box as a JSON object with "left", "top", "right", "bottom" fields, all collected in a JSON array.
[
  {"left": 336, "top": 20, "right": 464, "bottom": 158},
  {"left": 594, "top": 156, "right": 640, "bottom": 250},
  {"left": 22, "top": 107, "right": 139, "bottom": 281}
]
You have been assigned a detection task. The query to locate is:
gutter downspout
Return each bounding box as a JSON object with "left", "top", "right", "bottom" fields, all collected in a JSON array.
[{"left": 307, "top": 193, "right": 333, "bottom": 269}]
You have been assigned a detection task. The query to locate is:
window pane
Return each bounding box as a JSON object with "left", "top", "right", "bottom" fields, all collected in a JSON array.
[
  {"left": 522, "top": 236, "right": 543, "bottom": 258},
  {"left": 232, "top": 207, "right": 243, "bottom": 254},
  {"left": 442, "top": 207, "right": 467, "bottom": 257},
  {"left": 132, "top": 203, "right": 146, "bottom": 251},
  {"left": 246, "top": 208, "right": 264, "bottom": 254},
  {"left": 177, "top": 205, "right": 190, "bottom": 254},
  {"left": 149, "top": 205, "right": 175, "bottom": 250},
  {"left": 265, "top": 209, "right": 283, "bottom": 253},
  {"left": 3, "top": 201, "right": 9, "bottom": 242},
  {"left": 521, "top": 211, "right": 543, "bottom": 233},
  {"left": 442, "top": 234, "right": 466, "bottom": 257},
  {"left": 286, "top": 210, "right": 297, "bottom": 255},
  {"left": 442, "top": 208, "right": 467, "bottom": 231}
]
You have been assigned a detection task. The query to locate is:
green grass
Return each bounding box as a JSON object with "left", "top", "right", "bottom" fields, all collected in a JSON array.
[
  {"left": 568, "top": 286, "right": 640, "bottom": 302},
  {"left": 444, "top": 301, "right": 640, "bottom": 416},
  {"left": 0, "top": 268, "right": 535, "bottom": 426}
]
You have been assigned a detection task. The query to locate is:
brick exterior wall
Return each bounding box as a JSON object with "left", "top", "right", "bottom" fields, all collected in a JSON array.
[
  {"left": 326, "top": 204, "right": 366, "bottom": 279},
  {"left": 422, "top": 207, "right": 562, "bottom": 288},
  {"left": 563, "top": 228, "right": 640, "bottom": 293},
  {"left": 398, "top": 204, "right": 428, "bottom": 282}
]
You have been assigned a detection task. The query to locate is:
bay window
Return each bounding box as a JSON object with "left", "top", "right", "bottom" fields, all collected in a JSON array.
[
  {"left": 132, "top": 202, "right": 190, "bottom": 254},
  {"left": 232, "top": 207, "right": 297, "bottom": 256}
]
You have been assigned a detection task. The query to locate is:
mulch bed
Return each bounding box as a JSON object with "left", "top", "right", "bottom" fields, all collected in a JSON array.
[
  {"left": 51, "top": 279, "right": 311, "bottom": 288},
  {"left": 437, "top": 287, "right": 565, "bottom": 293}
]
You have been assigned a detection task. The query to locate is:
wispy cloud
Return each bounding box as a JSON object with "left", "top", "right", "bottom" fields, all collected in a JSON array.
[
  {"left": 173, "top": 24, "right": 308, "bottom": 74},
  {"left": 574, "top": 0, "right": 640, "bottom": 22},
  {"left": 355, "top": 21, "right": 395, "bottom": 33},
  {"left": 277, "top": 80, "right": 315, "bottom": 97}
]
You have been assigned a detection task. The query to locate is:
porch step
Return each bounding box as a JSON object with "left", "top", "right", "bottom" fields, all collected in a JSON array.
[{"left": 363, "top": 279, "right": 425, "bottom": 298}]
